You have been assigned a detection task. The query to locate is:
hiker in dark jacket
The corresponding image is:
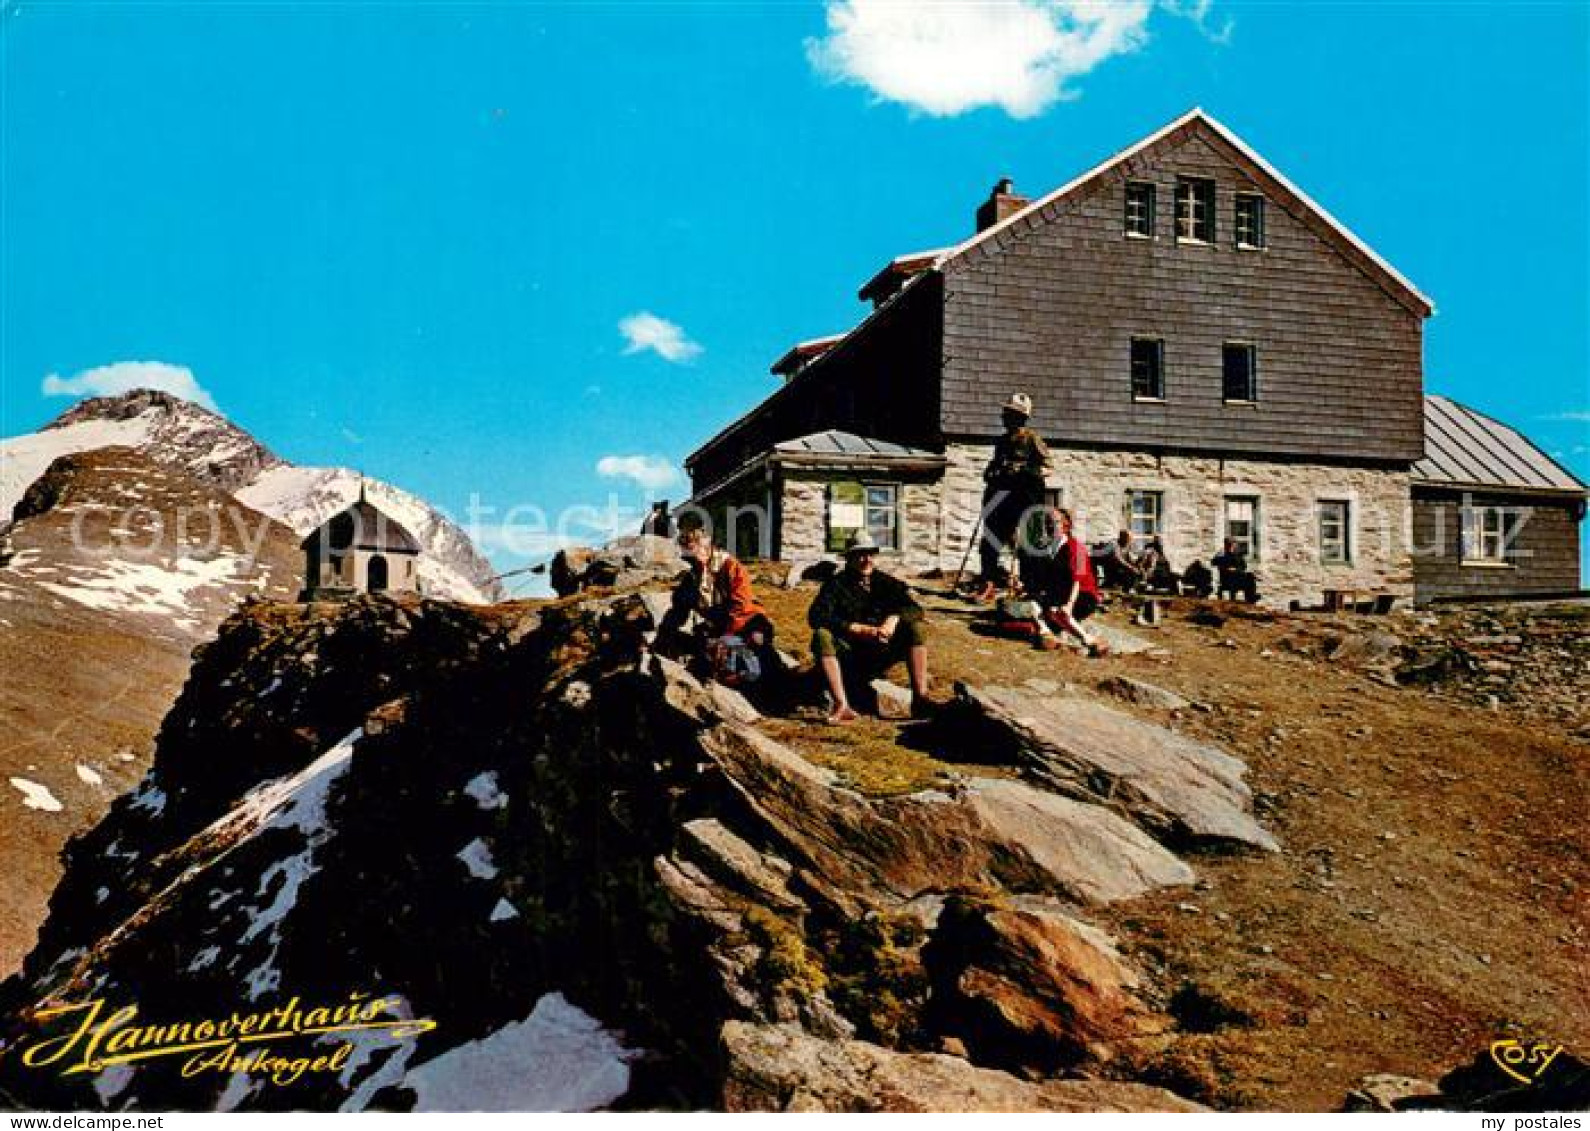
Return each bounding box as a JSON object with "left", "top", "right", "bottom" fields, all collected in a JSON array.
[
  {"left": 1212, "top": 539, "right": 1260, "bottom": 603},
  {"left": 1138, "top": 537, "right": 1180, "bottom": 593},
  {"left": 967, "top": 392, "right": 1050, "bottom": 603},
  {"left": 809, "top": 532, "right": 941, "bottom": 723}
]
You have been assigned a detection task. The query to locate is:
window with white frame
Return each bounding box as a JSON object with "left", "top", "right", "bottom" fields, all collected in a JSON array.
[
  {"left": 1319, "top": 500, "right": 1351, "bottom": 564},
  {"left": 865, "top": 483, "right": 899, "bottom": 550},
  {"left": 1175, "top": 177, "right": 1216, "bottom": 242},
  {"left": 1126, "top": 490, "right": 1163, "bottom": 542},
  {"left": 1125, "top": 182, "right": 1156, "bottom": 238},
  {"left": 1234, "top": 194, "right": 1266, "bottom": 249},
  {"left": 1461, "top": 504, "right": 1513, "bottom": 563},
  {"left": 1224, "top": 496, "right": 1260, "bottom": 559}
]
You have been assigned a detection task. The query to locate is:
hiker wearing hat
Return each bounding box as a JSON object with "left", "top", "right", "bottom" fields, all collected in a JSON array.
[
  {"left": 808, "top": 532, "right": 941, "bottom": 724},
  {"left": 969, "top": 392, "right": 1052, "bottom": 602}
]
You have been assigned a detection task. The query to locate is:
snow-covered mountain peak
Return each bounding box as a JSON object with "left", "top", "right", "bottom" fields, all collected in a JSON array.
[{"left": 5, "top": 388, "right": 502, "bottom": 604}]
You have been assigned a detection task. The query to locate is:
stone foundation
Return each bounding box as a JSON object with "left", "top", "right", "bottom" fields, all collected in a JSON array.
[{"left": 939, "top": 444, "right": 1413, "bottom": 608}]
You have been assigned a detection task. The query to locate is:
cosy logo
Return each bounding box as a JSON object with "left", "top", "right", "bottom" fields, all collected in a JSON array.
[
  {"left": 16, "top": 992, "right": 436, "bottom": 1087},
  {"left": 1488, "top": 1038, "right": 1565, "bottom": 1086}
]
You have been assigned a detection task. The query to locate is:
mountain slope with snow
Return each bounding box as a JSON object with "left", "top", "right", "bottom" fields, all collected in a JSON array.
[{"left": 3, "top": 390, "right": 502, "bottom": 604}]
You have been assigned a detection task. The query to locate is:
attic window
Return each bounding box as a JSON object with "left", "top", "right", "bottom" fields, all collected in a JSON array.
[
  {"left": 1235, "top": 194, "right": 1266, "bottom": 249},
  {"left": 1130, "top": 338, "right": 1164, "bottom": 400},
  {"left": 1176, "top": 178, "right": 1216, "bottom": 243},
  {"left": 1124, "top": 182, "right": 1155, "bottom": 238},
  {"left": 1222, "top": 343, "right": 1258, "bottom": 402}
]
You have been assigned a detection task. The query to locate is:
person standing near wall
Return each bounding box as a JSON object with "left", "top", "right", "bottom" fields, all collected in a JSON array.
[{"left": 968, "top": 392, "right": 1051, "bottom": 603}]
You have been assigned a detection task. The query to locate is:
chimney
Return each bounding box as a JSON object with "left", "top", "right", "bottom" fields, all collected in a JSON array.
[{"left": 975, "top": 177, "right": 1029, "bottom": 233}]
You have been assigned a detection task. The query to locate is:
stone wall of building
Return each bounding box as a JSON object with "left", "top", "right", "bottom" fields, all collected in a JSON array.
[
  {"left": 939, "top": 443, "right": 1414, "bottom": 607},
  {"left": 778, "top": 471, "right": 943, "bottom": 573}
]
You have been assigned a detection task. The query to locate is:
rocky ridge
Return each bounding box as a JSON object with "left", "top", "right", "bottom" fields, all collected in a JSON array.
[{"left": 0, "top": 572, "right": 1279, "bottom": 1111}]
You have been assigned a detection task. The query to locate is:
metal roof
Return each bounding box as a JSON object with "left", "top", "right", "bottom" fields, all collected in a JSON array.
[
  {"left": 1412, "top": 395, "right": 1585, "bottom": 494},
  {"left": 773, "top": 430, "right": 943, "bottom": 461}
]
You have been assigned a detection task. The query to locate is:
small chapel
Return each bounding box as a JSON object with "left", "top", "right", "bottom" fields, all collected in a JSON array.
[{"left": 299, "top": 486, "right": 422, "bottom": 601}]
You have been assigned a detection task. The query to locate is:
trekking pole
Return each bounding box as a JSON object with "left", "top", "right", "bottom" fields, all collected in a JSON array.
[{"left": 951, "top": 510, "right": 985, "bottom": 594}]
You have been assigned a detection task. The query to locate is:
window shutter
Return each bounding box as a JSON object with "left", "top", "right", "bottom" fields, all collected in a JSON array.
[{"left": 827, "top": 480, "right": 865, "bottom": 553}]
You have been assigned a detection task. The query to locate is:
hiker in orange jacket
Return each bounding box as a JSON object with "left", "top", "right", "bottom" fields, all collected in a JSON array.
[{"left": 661, "top": 526, "right": 776, "bottom": 685}]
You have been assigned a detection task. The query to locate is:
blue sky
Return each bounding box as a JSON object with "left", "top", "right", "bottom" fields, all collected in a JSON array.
[{"left": 3, "top": 1, "right": 1586, "bottom": 587}]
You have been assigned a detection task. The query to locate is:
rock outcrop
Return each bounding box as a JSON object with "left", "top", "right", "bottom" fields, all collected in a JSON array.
[
  {"left": 952, "top": 686, "right": 1278, "bottom": 853},
  {"left": 721, "top": 1023, "right": 1205, "bottom": 1112},
  {"left": 550, "top": 535, "right": 683, "bottom": 597},
  {"left": 0, "top": 578, "right": 1275, "bottom": 1111}
]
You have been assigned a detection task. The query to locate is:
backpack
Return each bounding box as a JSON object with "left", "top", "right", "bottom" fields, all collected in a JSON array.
[{"left": 709, "top": 635, "right": 762, "bottom": 687}]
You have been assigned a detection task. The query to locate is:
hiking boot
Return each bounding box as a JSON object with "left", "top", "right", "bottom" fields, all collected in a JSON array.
[
  {"left": 1035, "top": 635, "right": 1064, "bottom": 651},
  {"left": 909, "top": 693, "right": 945, "bottom": 720},
  {"left": 966, "top": 580, "right": 998, "bottom": 604}
]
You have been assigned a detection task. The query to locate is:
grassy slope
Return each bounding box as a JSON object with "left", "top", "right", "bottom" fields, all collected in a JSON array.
[{"left": 751, "top": 571, "right": 1588, "bottom": 1110}]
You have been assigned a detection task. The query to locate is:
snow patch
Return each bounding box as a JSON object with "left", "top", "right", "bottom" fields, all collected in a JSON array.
[
  {"left": 456, "top": 838, "right": 497, "bottom": 880},
  {"left": 10, "top": 776, "right": 64, "bottom": 812},
  {"left": 0, "top": 414, "right": 157, "bottom": 519},
  {"left": 402, "top": 993, "right": 638, "bottom": 1112},
  {"left": 76, "top": 763, "right": 104, "bottom": 786},
  {"left": 91, "top": 1063, "right": 135, "bottom": 1106},
  {"left": 463, "top": 771, "right": 507, "bottom": 811},
  {"left": 489, "top": 898, "right": 518, "bottom": 923},
  {"left": 215, "top": 1070, "right": 260, "bottom": 1113},
  {"left": 127, "top": 779, "right": 166, "bottom": 815},
  {"left": 37, "top": 554, "right": 246, "bottom": 622}
]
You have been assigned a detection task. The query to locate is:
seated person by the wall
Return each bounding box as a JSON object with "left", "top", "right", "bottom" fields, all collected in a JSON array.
[
  {"left": 1138, "top": 536, "right": 1180, "bottom": 593},
  {"left": 658, "top": 526, "right": 776, "bottom": 686},
  {"left": 1211, "top": 539, "right": 1261, "bottom": 603},
  {"left": 1180, "top": 559, "right": 1214, "bottom": 598},
  {"left": 1095, "top": 530, "right": 1146, "bottom": 591},
  {"left": 808, "top": 532, "right": 941, "bottom": 724}
]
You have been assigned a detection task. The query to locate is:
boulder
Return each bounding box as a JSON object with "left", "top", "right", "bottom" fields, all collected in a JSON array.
[
  {"left": 1096, "top": 675, "right": 1190, "bottom": 712},
  {"left": 650, "top": 654, "right": 762, "bottom": 726},
  {"left": 924, "top": 894, "right": 1155, "bottom": 1073},
  {"left": 696, "top": 722, "right": 1193, "bottom": 907},
  {"left": 870, "top": 679, "right": 914, "bottom": 720},
  {"left": 550, "top": 535, "right": 682, "bottom": 596},
  {"left": 721, "top": 1022, "right": 1205, "bottom": 1112},
  {"left": 955, "top": 686, "right": 1278, "bottom": 853},
  {"left": 1343, "top": 1074, "right": 1443, "bottom": 1112},
  {"left": 680, "top": 818, "right": 806, "bottom": 913},
  {"left": 961, "top": 777, "right": 1195, "bottom": 903}
]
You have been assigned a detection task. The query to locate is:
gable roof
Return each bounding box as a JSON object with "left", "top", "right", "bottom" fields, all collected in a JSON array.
[
  {"left": 1413, "top": 395, "right": 1585, "bottom": 494},
  {"left": 933, "top": 107, "right": 1435, "bottom": 318},
  {"left": 303, "top": 497, "right": 423, "bottom": 554}
]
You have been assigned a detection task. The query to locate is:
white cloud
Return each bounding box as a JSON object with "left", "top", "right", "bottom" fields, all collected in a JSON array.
[
  {"left": 806, "top": 0, "right": 1195, "bottom": 118},
  {"left": 1539, "top": 410, "right": 1590, "bottom": 423},
  {"left": 596, "top": 454, "right": 680, "bottom": 490},
  {"left": 41, "top": 361, "right": 218, "bottom": 411},
  {"left": 618, "top": 312, "right": 702, "bottom": 363}
]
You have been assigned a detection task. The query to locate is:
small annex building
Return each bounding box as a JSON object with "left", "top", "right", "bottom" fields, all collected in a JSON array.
[{"left": 299, "top": 487, "right": 422, "bottom": 601}]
